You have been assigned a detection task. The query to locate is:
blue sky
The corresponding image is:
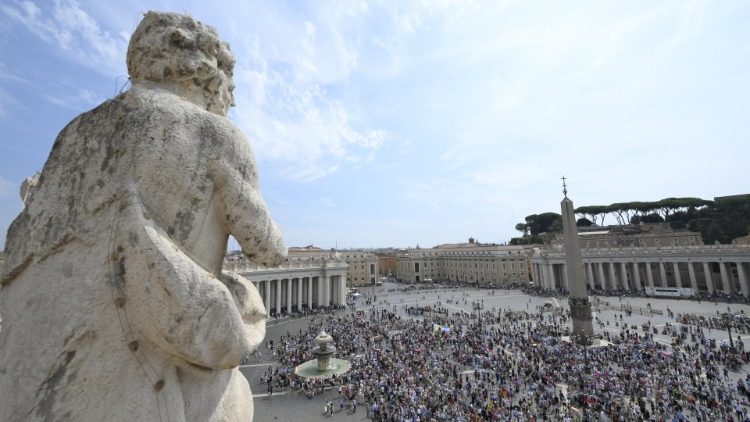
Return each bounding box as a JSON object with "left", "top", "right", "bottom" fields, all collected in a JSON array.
[{"left": 1, "top": 0, "right": 749, "bottom": 250}]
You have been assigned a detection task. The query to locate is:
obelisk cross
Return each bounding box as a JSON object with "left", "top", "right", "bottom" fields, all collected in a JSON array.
[{"left": 561, "top": 176, "right": 568, "bottom": 198}]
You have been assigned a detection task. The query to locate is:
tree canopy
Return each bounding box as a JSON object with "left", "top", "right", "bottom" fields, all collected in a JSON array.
[{"left": 513, "top": 195, "right": 750, "bottom": 245}]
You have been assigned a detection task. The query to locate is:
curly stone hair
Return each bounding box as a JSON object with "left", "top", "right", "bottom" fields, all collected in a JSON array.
[{"left": 126, "top": 11, "right": 235, "bottom": 83}]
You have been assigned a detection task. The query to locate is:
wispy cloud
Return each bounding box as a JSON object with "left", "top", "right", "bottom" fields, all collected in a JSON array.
[
  {"left": 0, "top": 61, "right": 25, "bottom": 118},
  {"left": 45, "top": 88, "right": 102, "bottom": 110},
  {"left": 1, "top": 0, "right": 126, "bottom": 76},
  {"left": 0, "top": 61, "right": 26, "bottom": 84},
  {"left": 233, "top": 74, "right": 386, "bottom": 181},
  {"left": 231, "top": 16, "right": 386, "bottom": 182}
]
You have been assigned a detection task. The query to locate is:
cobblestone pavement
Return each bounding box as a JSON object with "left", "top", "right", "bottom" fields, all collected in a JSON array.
[{"left": 243, "top": 283, "right": 750, "bottom": 421}]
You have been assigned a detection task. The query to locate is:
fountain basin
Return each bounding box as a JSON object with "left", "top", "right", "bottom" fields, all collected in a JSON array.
[{"left": 294, "top": 358, "right": 352, "bottom": 379}]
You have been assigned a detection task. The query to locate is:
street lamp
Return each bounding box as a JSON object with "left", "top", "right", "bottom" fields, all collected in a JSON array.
[{"left": 721, "top": 313, "right": 735, "bottom": 349}]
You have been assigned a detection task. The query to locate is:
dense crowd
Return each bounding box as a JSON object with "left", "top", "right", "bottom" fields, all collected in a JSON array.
[{"left": 259, "top": 299, "right": 750, "bottom": 421}]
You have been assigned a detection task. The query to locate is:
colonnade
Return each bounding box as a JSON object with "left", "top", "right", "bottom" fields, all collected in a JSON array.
[
  {"left": 531, "top": 258, "right": 750, "bottom": 298},
  {"left": 249, "top": 274, "right": 346, "bottom": 316}
]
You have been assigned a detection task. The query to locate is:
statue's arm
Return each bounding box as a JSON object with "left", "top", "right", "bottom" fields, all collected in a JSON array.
[{"left": 210, "top": 124, "right": 286, "bottom": 266}]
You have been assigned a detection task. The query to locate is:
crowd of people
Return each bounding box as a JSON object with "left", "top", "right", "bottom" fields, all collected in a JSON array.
[{"left": 258, "top": 293, "right": 750, "bottom": 421}]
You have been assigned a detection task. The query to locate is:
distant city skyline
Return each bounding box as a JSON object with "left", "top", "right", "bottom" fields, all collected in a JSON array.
[{"left": 2, "top": 1, "right": 749, "bottom": 250}]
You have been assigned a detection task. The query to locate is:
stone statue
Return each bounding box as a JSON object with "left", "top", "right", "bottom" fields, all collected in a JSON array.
[{"left": 0, "top": 11, "right": 285, "bottom": 421}]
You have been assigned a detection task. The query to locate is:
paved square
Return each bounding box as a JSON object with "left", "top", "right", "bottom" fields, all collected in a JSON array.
[{"left": 244, "top": 283, "right": 750, "bottom": 421}]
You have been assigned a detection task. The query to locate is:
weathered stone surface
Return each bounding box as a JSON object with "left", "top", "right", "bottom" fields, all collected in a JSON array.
[
  {"left": 0, "top": 11, "right": 285, "bottom": 421},
  {"left": 561, "top": 195, "right": 594, "bottom": 339}
]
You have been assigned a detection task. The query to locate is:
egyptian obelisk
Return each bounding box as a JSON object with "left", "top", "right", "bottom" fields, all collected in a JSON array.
[{"left": 561, "top": 177, "right": 594, "bottom": 340}]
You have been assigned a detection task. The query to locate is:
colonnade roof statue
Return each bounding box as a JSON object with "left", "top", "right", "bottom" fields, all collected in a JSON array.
[{"left": 0, "top": 11, "right": 286, "bottom": 421}]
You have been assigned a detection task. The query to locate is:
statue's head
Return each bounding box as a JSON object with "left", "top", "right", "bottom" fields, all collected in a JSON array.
[{"left": 127, "top": 12, "right": 235, "bottom": 115}]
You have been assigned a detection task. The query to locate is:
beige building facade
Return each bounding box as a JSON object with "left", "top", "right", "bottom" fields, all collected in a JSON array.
[
  {"left": 576, "top": 223, "right": 702, "bottom": 249},
  {"left": 339, "top": 251, "right": 379, "bottom": 286},
  {"left": 397, "top": 239, "right": 531, "bottom": 284},
  {"left": 377, "top": 254, "right": 398, "bottom": 277},
  {"left": 285, "top": 246, "right": 379, "bottom": 287},
  {"left": 224, "top": 252, "right": 347, "bottom": 316}
]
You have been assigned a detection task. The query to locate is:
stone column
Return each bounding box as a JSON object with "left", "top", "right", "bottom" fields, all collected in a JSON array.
[
  {"left": 532, "top": 264, "right": 538, "bottom": 285},
  {"left": 547, "top": 263, "right": 556, "bottom": 289},
  {"left": 619, "top": 262, "right": 629, "bottom": 291},
  {"left": 597, "top": 263, "right": 607, "bottom": 290},
  {"left": 539, "top": 263, "right": 545, "bottom": 286},
  {"left": 321, "top": 275, "right": 330, "bottom": 307},
  {"left": 632, "top": 262, "right": 642, "bottom": 291},
  {"left": 307, "top": 277, "right": 313, "bottom": 308},
  {"left": 737, "top": 263, "right": 749, "bottom": 298},
  {"left": 687, "top": 262, "right": 699, "bottom": 293},
  {"left": 264, "top": 280, "right": 271, "bottom": 315},
  {"left": 296, "top": 278, "right": 302, "bottom": 310},
  {"left": 544, "top": 263, "right": 555, "bottom": 289},
  {"left": 645, "top": 262, "right": 655, "bottom": 289},
  {"left": 285, "top": 279, "right": 292, "bottom": 313},
  {"left": 537, "top": 264, "right": 544, "bottom": 287},
  {"left": 537, "top": 263, "right": 543, "bottom": 285},
  {"left": 586, "top": 263, "right": 595, "bottom": 289},
  {"left": 274, "top": 279, "right": 280, "bottom": 315},
  {"left": 330, "top": 275, "right": 338, "bottom": 305},
  {"left": 536, "top": 264, "right": 543, "bottom": 286},
  {"left": 340, "top": 276, "right": 346, "bottom": 305},
  {"left": 702, "top": 262, "right": 714, "bottom": 294},
  {"left": 608, "top": 263, "right": 618, "bottom": 290},
  {"left": 673, "top": 262, "right": 683, "bottom": 289},
  {"left": 719, "top": 262, "right": 731, "bottom": 293},
  {"left": 658, "top": 262, "right": 668, "bottom": 288},
  {"left": 561, "top": 264, "right": 569, "bottom": 290}
]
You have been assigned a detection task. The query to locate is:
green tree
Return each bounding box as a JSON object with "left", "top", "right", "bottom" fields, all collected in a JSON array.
[
  {"left": 704, "top": 222, "right": 727, "bottom": 244},
  {"left": 548, "top": 218, "right": 563, "bottom": 233},
  {"left": 515, "top": 223, "right": 529, "bottom": 236},
  {"left": 575, "top": 205, "right": 608, "bottom": 225},
  {"left": 639, "top": 213, "right": 664, "bottom": 223},
  {"left": 525, "top": 212, "right": 562, "bottom": 235}
]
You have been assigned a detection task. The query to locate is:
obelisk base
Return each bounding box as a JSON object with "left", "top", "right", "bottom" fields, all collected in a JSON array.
[{"left": 568, "top": 297, "right": 594, "bottom": 342}]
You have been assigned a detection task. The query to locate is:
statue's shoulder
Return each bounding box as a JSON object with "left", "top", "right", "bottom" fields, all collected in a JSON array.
[
  {"left": 124, "top": 87, "right": 240, "bottom": 134},
  {"left": 123, "top": 87, "right": 194, "bottom": 116}
]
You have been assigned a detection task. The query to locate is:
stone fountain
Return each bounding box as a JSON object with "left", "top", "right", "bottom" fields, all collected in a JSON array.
[{"left": 294, "top": 331, "right": 351, "bottom": 379}]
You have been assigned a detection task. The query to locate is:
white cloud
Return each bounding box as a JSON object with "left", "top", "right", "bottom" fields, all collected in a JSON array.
[
  {"left": 0, "top": 61, "right": 26, "bottom": 84},
  {"left": 231, "top": 26, "right": 385, "bottom": 182},
  {"left": 0, "top": 61, "right": 25, "bottom": 118},
  {"left": 1, "top": 0, "right": 126, "bottom": 76}
]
